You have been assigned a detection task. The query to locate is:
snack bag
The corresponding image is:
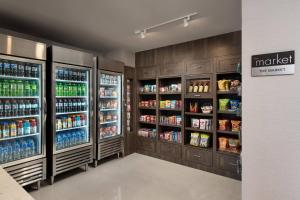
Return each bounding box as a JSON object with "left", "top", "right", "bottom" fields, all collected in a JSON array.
[
  {"left": 218, "top": 137, "right": 228, "bottom": 150},
  {"left": 199, "top": 119, "right": 206, "bottom": 130},
  {"left": 219, "top": 99, "right": 230, "bottom": 111},
  {"left": 199, "top": 134, "right": 210, "bottom": 148},
  {"left": 190, "top": 132, "right": 200, "bottom": 146},
  {"left": 219, "top": 119, "right": 230, "bottom": 131},
  {"left": 160, "top": 100, "right": 166, "bottom": 108},
  {"left": 191, "top": 118, "right": 200, "bottom": 128},
  {"left": 231, "top": 120, "right": 241, "bottom": 132},
  {"left": 228, "top": 138, "right": 240, "bottom": 152},
  {"left": 229, "top": 100, "right": 240, "bottom": 111}
]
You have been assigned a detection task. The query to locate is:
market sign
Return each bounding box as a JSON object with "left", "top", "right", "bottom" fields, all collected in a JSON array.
[{"left": 251, "top": 51, "right": 295, "bottom": 76}]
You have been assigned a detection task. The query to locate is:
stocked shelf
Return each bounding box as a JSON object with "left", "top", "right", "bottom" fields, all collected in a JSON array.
[
  {"left": 185, "top": 127, "right": 213, "bottom": 133},
  {"left": 138, "top": 107, "right": 156, "bottom": 110},
  {"left": 0, "top": 74, "right": 39, "bottom": 80},
  {"left": 56, "top": 111, "right": 87, "bottom": 115},
  {"left": 56, "top": 125, "right": 87, "bottom": 132},
  {"left": 159, "top": 123, "right": 182, "bottom": 128},
  {"left": 185, "top": 112, "right": 213, "bottom": 117},
  {"left": 99, "top": 108, "right": 118, "bottom": 112},
  {"left": 159, "top": 108, "right": 182, "bottom": 111},
  {"left": 0, "top": 114, "right": 39, "bottom": 120},
  {"left": 0, "top": 132, "right": 40, "bottom": 142},
  {"left": 159, "top": 92, "right": 181, "bottom": 95},
  {"left": 99, "top": 120, "right": 118, "bottom": 125},
  {"left": 56, "top": 79, "right": 88, "bottom": 84},
  {"left": 139, "top": 121, "right": 156, "bottom": 125},
  {"left": 217, "top": 130, "right": 240, "bottom": 136},
  {"left": 0, "top": 96, "right": 39, "bottom": 99}
]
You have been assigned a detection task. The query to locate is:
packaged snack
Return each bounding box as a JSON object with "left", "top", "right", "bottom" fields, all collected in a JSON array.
[
  {"left": 176, "top": 116, "right": 182, "bottom": 125},
  {"left": 193, "top": 82, "right": 199, "bottom": 93},
  {"left": 199, "top": 119, "right": 206, "bottom": 130},
  {"left": 218, "top": 137, "right": 228, "bottom": 150},
  {"left": 218, "top": 119, "right": 230, "bottom": 131},
  {"left": 165, "top": 100, "right": 171, "bottom": 108},
  {"left": 230, "top": 80, "right": 241, "bottom": 91},
  {"left": 191, "top": 118, "right": 200, "bottom": 128},
  {"left": 160, "top": 100, "right": 166, "bottom": 108},
  {"left": 219, "top": 99, "right": 230, "bottom": 111},
  {"left": 198, "top": 82, "right": 204, "bottom": 93},
  {"left": 201, "top": 105, "right": 213, "bottom": 114},
  {"left": 203, "top": 81, "right": 209, "bottom": 93},
  {"left": 190, "top": 132, "right": 200, "bottom": 146},
  {"left": 188, "top": 83, "right": 194, "bottom": 93},
  {"left": 190, "top": 102, "right": 198, "bottom": 113},
  {"left": 218, "top": 80, "right": 227, "bottom": 91},
  {"left": 228, "top": 138, "right": 240, "bottom": 152},
  {"left": 199, "top": 134, "right": 210, "bottom": 148},
  {"left": 229, "top": 100, "right": 240, "bottom": 111},
  {"left": 231, "top": 120, "right": 241, "bottom": 132}
]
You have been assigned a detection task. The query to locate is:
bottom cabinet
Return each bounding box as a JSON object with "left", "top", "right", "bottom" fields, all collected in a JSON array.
[
  {"left": 183, "top": 146, "right": 213, "bottom": 172},
  {"left": 157, "top": 141, "right": 182, "bottom": 164},
  {"left": 214, "top": 153, "right": 241, "bottom": 180},
  {"left": 136, "top": 136, "right": 156, "bottom": 157}
]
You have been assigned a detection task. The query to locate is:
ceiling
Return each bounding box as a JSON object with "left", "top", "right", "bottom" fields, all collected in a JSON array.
[{"left": 0, "top": 0, "right": 241, "bottom": 53}]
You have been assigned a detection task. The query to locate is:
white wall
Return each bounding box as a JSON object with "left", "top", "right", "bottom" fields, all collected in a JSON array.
[
  {"left": 242, "top": 0, "right": 300, "bottom": 200},
  {"left": 105, "top": 49, "right": 135, "bottom": 67}
]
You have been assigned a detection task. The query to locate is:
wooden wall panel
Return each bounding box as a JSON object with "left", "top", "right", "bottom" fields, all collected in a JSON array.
[{"left": 185, "top": 59, "right": 212, "bottom": 74}]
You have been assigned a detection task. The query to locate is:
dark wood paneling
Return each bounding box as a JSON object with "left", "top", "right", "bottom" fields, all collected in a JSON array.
[
  {"left": 136, "top": 136, "right": 156, "bottom": 153},
  {"left": 214, "top": 153, "right": 241, "bottom": 180},
  {"left": 183, "top": 146, "right": 213, "bottom": 167},
  {"left": 215, "top": 55, "right": 241, "bottom": 73},
  {"left": 159, "top": 62, "right": 184, "bottom": 77},
  {"left": 98, "top": 59, "right": 125, "bottom": 73},
  {"left": 185, "top": 59, "right": 212, "bottom": 74},
  {"left": 157, "top": 141, "right": 182, "bottom": 164},
  {"left": 137, "top": 65, "right": 157, "bottom": 79}
]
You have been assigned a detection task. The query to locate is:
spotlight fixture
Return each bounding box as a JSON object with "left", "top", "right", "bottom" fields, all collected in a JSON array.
[{"left": 134, "top": 12, "right": 198, "bottom": 38}]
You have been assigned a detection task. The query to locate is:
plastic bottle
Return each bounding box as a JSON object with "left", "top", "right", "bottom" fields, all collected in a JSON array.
[
  {"left": 6, "top": 142, "right": 13, "bottom": 162},
  {"left": 2, "top": 142, "right": 9, "bottom": 162},
  {"left": 25, "top": 100, "right": 31, "bottom": 115},
  {"left": 0, "top": 80, "right": 3, "bottom": 96},
  {"left": 77, "top": 99, "right": 82, "bottom": 111},
  {"left": 72, "top": 99, "right": 78, "bottom": 112},
  {"left": 63, "top": 83, "right": 68, "bottom": 96},
  {"left": 24, "top": 64, "right": 31, "bottom": 77},
  {"left": 63, "top": 99, "right": 68, "bottom": 112},
  {"left": 2, "top": 122, "right": 9, "bottom": 138},
  {"left": 4, "top": 100, "right": 11, "bottom": 117},
  {"left": 10, "top": 80, "right": 17, "bottom": 96},
  {"left": 24, "top": 81, "right": 30, "bottom": 96},
  {"left": 12, "top": 141, "right": 21, "bottom": 161},
  {"left": 81, "top": 99, "right": 87, "bottom": 111},
  {"left": 62, "top": 133, "right": 69, "bottom": 148},
  {"left": 0, "top": 100, "right": 3, "bottom": 117},
  {"left": 17, "top": 80, "right": 24, "bottom": 96},
  {"left": 0, "top": 145, "right": 3, "bottom": 164},
  {"left": 31, "top": 64, "right": 39, "bottom": 77},
  {"left": 69, "top": 131, "right": 75, "bottom": 146},
  {"left": 0, "top": 60, "right": 4, "bottom": 75},
  {"left": 31, "top": 81, "right": 37, "bottom": 96},
  {"left": 23, "top": 120, "right": 31, "bottom": 135},
  {"left": 17, "top": 120, "right": 24, "bottom": 136},
  {"left": 11, "top": 100, "right": 18, "bottom": 116},
  {"left": 30, "top": 119, "right": 37, "bottom": 134},
  {"left": 31, "top": 100, "right": 39, "bottom": 115},
  {"left": 68, "top": 99, "right": 73, "bottom": 112},
  {"left": 3, "top": 80, "right": 10, "bottom": 96},
  {"left": 17, "top": 62, "right": 25, "bottom": 77},
  {"left": 63, "top": 70, "right": 68, "bottom": 80},
  {"left": 68, "top": 70, "right": 72, "bottom": 81},
  {"left": 0, "top": 123, "right": 3, "bottom": 139},
  {"left": 3, "top": 60, "right": 11, "bottom": 76},
  {"left": 11, "top": 63, "right": 17, "bottom": 76},
  {"left": 18, "top": 100, "right": 25, "bottom": 116},
  {"left": 9, "top": 121, "right": 17, "bottom": 137},
  {"left": 27, "top": 139, "right": 36, "bottom": 156}
]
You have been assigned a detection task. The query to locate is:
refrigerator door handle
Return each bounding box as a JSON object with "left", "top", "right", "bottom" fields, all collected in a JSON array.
[{"left": 44, "top": 97, "right": 47, "bottom": 121}]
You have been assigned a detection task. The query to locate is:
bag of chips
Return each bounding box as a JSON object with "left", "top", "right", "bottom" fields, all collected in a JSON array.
[
  {"left": 218, "top": 137, "right": 228, "bottom": 150},
  {"left": 229, "top": 100, "right": 240, "bottom": 111},
  {"left": 228, "top": 138, "right": 240, "bottom": 152},
  {"left": 190, "top": 132, "right": 200, "bottom": 146},
  {"left": 219, "top": 99, "right": 230, "bottom": 111},
  {"left": 199, "top": 134, "right": 210, "bottom": 148},
  {"left": 231, "top": 120, "right": 241, "bottom": 132},
  {"left": 218, "top": 119, "right": 230, "bottom": 131}
]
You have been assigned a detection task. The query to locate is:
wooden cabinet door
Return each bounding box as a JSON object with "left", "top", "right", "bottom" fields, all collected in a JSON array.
[
  {"left": 215, "top": 153, "right": 241, "bottom": 179},
  {"left": 183, "top": 146, "right": 213, "bottom": 167},
  {"left": 136, "top": 136, "right": 156, "bottom": 153},
  {"left": 157, "top": 142, "right": 182, "bottom": 163},
  {"left": 215, "top": 55, "right": 241, "bottom": 73},
  {"left": 159, "top": 62, "right": 184, "bottom": 77},
  {"left": 137, "top": 66, "right": 157, "bottom": 79},
  {"left": 185, "top": 59, "right": 212, "bottom": 75}
]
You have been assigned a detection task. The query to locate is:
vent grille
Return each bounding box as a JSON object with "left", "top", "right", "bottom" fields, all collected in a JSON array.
[{"left": 99, "top": 137, "right": 123, "bottom": 159}]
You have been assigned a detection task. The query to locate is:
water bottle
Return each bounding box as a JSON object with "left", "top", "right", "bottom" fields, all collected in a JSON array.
[
  {"left": 0, "top": 145, "right": 4, "bottom": 164},
  {"left": 12, "top": 141, "right": 21, "bottom": 161},
  {"left": 62, "top": 133, "right": 69, "bottom": 148},
  {"left": 27, "top": 139, "right": 36, "bottom": 156},
  {"left": 56, "top": 134, "right": 62, "bottom": 150},
  {"left": 67, "top": 132, "right": 72, "bottom": 147},
  {"left": 2, "top": 143, "right": 9, "bottom": 163},
  {"left": 71, "top": 132, "right": 77, "bottom": 146},
  {"left": 6, "top": 142, "right": 13, "bottom": 162},
  {"left": 20, "top": 139, "right": 28, "bottom": 158},
  {"left": 75, "top": 131, "right": 81, "bottom": 144},
  {"left": 80, "top": 130, "right": 87, "bottom": 143}
]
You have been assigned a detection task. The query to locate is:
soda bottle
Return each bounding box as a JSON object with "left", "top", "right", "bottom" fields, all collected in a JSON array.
[
  {"left": 67, "top": 99, "right": 72, "bottom": 112},
  {"left": 12, "top": 141, "right": 21, "bottom": 160},
  {"left": 24, "top": 81, "right": 30, "bottom": 96},
  {"left": 4, "top": 100, "right": 11, "bottom": 117},
  {"left": 63, "top": 70, "right": 68, "bottom": 80},
  {"left": 81, "top": 115, "right": 86, "bottom": 126},
  {"left": 58, "top": 99, "right": 63, "bottom": 113},
  {"left": 0, "top": 60, "right": 4, "bottom": 75},
  {"left": 0, "top": 80, "right": 3, "bottom": 96},
  {"left": 73, "top": 99, "right": 78, "bottom": 112},
  {"left": 81, "top": 99, "right": 87, "bottom": 111},
  {"left": 25, "top": 100, "right": 31, "bottom": 115},
  {"left": 30, "top": 119, "right": 37, "bottom": 134},
  {"left": 82, "top": 84, "right": 87, "bottom": 96},
  {"left": 23, "top": 120, "right": 30, "bottom": 135},
  {"left": 77, "top": 83, "right": 82, "bottom": 96},
  {"left": 71, "top": 116, "right": 76, "bottom": 127},
  {"left": 10, "top": 80, "right": 17, "bottom": 96},
  {"left": 68, "top": 70, "right": 72, "bottom": 81},
  {"left": 71, "top": 83, "right": 75, "bottom": 96},
  {"left": 68, "top": 84, "right": 72, "bottom": 96},
  {"left": 31, "top": 99, "right": 39, "bottom": 115},
  {"left": 31, "top": 81, "right": 37, "bottom": 96},
  {"left": 3, "top": 80, "right": 10, "bottom": 96},
  {"left": 0, "top": 100, "right": 3, "bottom": 117},
  {"left": 76, "top": 115, "right": 81, "bottom": 127},
  {"left": 72, "top": 71, "right": 78, "bottom": 81},
  {"left": 11, "top": 63, "right": 17, "bottom": 76},
  {"left": 63, "top": 99, "right": 68, "bottom": 112},
  {"left": 31, "top": 64, "right": 39, "bottom": 77},
  {"left": 3, "top": 122, "right": 9, "bottom": 138},
  {"left": 17, "top": 80, "right": 24, "bottom": 96},
  {"left": 17, "top": 120, "right": 24, "bottom": 136},
  {"left": 11, "top": 100, "right": 18, "bottom": 116},
  {"left": 18, "top": 100, "right": 25, "bottom": 116},
  {"left": 17, "top": 62, "right": 25, "bottom": 77},
  {"left": 56, "top": 82, "right": 61, "bottom": 96},
  {"left": 77, "top": 99, "right": 82, "bottom": 111},
  {"left": 63, "top": 83, "right": 68, "bottom": 96},
  {"left": 24, "top": 64, "right": 31, "bottom": 77},
  {"left": 81, "top": 71, "right": 86, "bottom": 81},
  {"left": 3, "top": 60, "right": 11, "bottom": 76}
]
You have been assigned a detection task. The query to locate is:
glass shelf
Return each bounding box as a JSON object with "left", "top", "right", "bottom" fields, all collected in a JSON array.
[
  {"left": 0, "top": 74, "right": 39, "bottom": 80},
  {"left": 0, "top": 114, "right": 39, "bottom": 120},
  {"left": 0, "top": 133, "right": 40, "bottom": 142},
  {"left": 56, "top": 111, "right": 87, "bottom": 115},
  {"left": 56, "top": 125, "right": 87, "bottom": 132},
  {"left": 100, "top": 120, "right": 118, "bottom": 125},
  {"left": 56, "top": 79, "right": 88, "bottom": 84}
]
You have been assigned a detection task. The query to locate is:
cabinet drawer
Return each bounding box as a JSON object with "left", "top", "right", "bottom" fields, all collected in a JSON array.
[
  {"left": 137, "top": 66, "right": 157, "bottom": 79},
  {"left": 159, "top": 62, "right": 184, "bottom": 77},
  {"left": 136, "top": 136, "right": 156, "bottom": 153},
  {"left": 215, "top": 55, "right": 241, "bottom": 73},
  {"left": 157, "top": 141, "right": 182, "bottom": 163},
  {"left": 183, "top": 146, "right": 212, "bottom": 167},
  {"left": 215, "top": 153, "right": 241, "bottom": 178},
  {"left": 185, "top": 59, "right": 212, "bottom": 75}
]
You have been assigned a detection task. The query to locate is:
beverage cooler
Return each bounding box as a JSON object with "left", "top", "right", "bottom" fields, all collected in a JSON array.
[
  {"left": 94, "top": 59, "right": 125, "bottom": 166},
  {"left": 47, "top": 46, "right": 94, "bottom": 184},
  {"left": 0, "top": 34, "right": 47, "bottom": 188}
]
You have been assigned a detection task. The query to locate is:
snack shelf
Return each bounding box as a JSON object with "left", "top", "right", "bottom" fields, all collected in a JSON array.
[
  {"left": 0, "top": 114, "right": 39, "bottom": 120},
  {"left": 99, "top": 120, "right": 118, "bottom": 125},
  {"left": 139, "top": 121, "right": 156, "bottom": 125},
  {"left": 99, "top": 108, "right": 118, "bottom": 112},
  {"left": 185, "top": 127, "right": 213, "bottom": 133},
  {"left": 159, "top": 108, "right": 182, "bottom": 111},
  {"left": 217, "top": 110, "right": 240, "bottom": 115},
  {"left": 56, "top": 125, "right": 87, "bottom": 132},
  {"left": 185, "top": 144, "right": 213, "bottom": 151},
  {"left": 0, "top": 75, "right": 39, "bottom": 80},
  {"left": 159, "top": 123, "right": 182, "bottom": 128},
  {"left": 184, "top": 112, "right": 213, "bottom": 117},
  {"left": 0, "top": 133, "right": 40, "bottom": 142},
  {"left": 217, "top": 130, "right": 240, "bottom": 136},
  {"left": 159, "top": 92, "right": 181, "bottom": 95},
  {"left": 139, "top": 92, "right": 156, "bottom": 95},
  {"left": 138, "top": 107, "right": 157, "bottom": 110},
  {"left": 56, "top": 111, "right": 87, "bottom": 115},
  {"left": 158, "top": 139, "right": 181, "bottom": 145},
  {"left": 217, "top": 90, "right": 239, "bottom": 95},
  {"left": 217, "top": 150, "right": 240, "bottom": 156},
  {"left": 56, "top": 79, "right": 88, "bottom": 84}
]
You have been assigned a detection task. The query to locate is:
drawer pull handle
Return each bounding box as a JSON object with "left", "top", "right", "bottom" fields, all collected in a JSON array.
[
  {"left": 193, "top": 155, "right": 201, "bottom": 158},
  {"left": 194, "top": 95, "right": 201, "bottom": 97}
]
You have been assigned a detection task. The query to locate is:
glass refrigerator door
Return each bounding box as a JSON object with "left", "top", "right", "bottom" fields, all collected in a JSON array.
[
  {"left": 99, "top": 72, "right": 122, "bottom": 140},
  {"left": 0, "top": 57, "right": 43, "bottom": 165},
  {"left": 55, "top": 66, "right": 90, "bottom": 152}
]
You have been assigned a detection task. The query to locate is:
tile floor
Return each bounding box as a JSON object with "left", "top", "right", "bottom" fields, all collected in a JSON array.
[{"left": 30, "top": 153, "right": 241, "bottom": 200}]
